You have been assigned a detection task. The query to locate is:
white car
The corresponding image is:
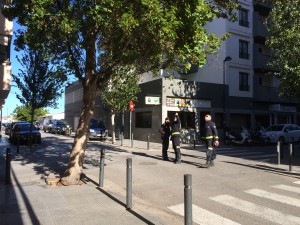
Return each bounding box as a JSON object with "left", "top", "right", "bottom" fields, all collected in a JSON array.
[{"left": 263, "top": 124, "right": 300, "bottom": 143}]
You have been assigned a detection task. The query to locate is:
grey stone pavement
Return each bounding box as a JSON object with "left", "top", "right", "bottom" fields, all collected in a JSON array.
[{"left": 1, "top": 131, "right": 300, "bottom": 225}]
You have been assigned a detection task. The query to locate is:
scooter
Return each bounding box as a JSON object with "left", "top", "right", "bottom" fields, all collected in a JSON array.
[{"left": 225, "top": 126, "right": 253, "bottom": 145}]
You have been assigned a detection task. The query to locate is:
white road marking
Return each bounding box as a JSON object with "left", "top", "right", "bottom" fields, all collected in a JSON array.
[
  {"left": 210, "top": 195, "right": 300, "bottom": 225},
  {"left": 245, "top": 189, "right": 300, "bottom": 207},
  {"left": 168, "top": 203, "right": 240, "bottom": 225},
  {"left": 272, "top": 185, "right": 300, "bottom": 194},
  {"left": 294, "top": 181, "right": 300, "bottom": 185}
]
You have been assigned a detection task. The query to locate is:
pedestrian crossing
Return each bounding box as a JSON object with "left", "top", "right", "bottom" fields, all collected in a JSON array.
[{"left": 168, "top": 181, "right": 300, "bottom": 225}]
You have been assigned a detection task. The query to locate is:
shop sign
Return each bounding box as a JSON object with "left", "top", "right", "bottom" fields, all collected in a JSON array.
[{"left": 145, "top": 96, "right": 161, "bottom": 105}]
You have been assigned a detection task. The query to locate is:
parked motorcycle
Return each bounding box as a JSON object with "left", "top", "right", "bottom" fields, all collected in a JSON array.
[
  {"left": 250, "top": 129, "right": 270, "bottom": 145},
  {"left": 225, "top": 126, "right": 253, "bottom": 145}
]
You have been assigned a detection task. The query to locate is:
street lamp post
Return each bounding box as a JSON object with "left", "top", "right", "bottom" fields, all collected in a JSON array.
[{"left": 223, "top": 56, "right": 232, "bottom": 142}]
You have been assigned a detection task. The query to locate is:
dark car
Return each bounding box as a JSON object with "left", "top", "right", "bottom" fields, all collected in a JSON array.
[
  {"left": 88, "top": 119, "right": 108, "bottom": 141},
  {"left": 10, "top": 122, "right": 41, "bottom": 145},
  {"left": 51, "top": 120, "right": 72, "bottom": 135}
]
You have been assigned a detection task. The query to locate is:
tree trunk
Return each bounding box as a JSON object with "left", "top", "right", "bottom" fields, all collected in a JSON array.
[
  {"left": 61, "top": 78, "right": 98, "bottom": 185},
  {"left": 111, "top": 112, "right": 115, "bottom": 144}
]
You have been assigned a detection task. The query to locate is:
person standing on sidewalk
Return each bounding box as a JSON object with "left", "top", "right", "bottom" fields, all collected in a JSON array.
[
  {"left": 159, "top": 117, "right": 171, "bottom": 161},
  {"left": 171, "top": 113, "right": 181, "bottom": 164},
  {"left": 202, "top": 114, "right": 219, "bottom": 168}
]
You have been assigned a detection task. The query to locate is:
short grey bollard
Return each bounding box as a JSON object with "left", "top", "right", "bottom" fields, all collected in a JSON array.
[
  {"left": 131, "top": 133, "right": 134, "bottom": 148},
  {"left": 184, "top": 174, "right": 192, "bottom": 225},
  {"left": 289, "top": 143, "right": 293, "bottom": 171},
  {"left": 6, "top": 148, "right": 11, "bottom": 184},
  {"left": 126, "top": 158, "right": 132, "bottom": 209},
  {"left": 277, "top": 141, "right": 280, "bottom": 165},
  {"left": 99, "top": 149, "right": 105, "bottom": 187},
  {"left": 147, "top": 133, "right": 150, "bottom": 150},
  {"left": 193, "top": 132, "right": 196, "bottom": 149},
  {"left": 121, "top": 132, "right": 123, "bottom": 146}
]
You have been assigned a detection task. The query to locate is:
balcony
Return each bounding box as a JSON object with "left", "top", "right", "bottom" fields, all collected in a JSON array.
[
  {"left": 253, "top": 51, "right": 270, "bottom": 71},
  {"left": 253, "top": 13, "right": 268, "bottom": 39}
]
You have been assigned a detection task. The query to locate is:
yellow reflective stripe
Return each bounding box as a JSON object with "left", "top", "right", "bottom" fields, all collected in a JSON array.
[
  {"left": 172, "top": 132, "right": 180, "bottom": 135},
  {"left": 214, "top": 136, "right": 219, "bottom": 139},
  {"left": 176, "top": 146, "right": 180, "bottom": 149},
  {"left": 205, "top": 136, "right": 213, "bottom": 139},
  {"left": 208, "top": 147, "right": 213, "bottom": 150}
]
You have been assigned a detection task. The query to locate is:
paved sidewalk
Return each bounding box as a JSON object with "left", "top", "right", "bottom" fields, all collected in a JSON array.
[{"left": 0, "top": 136, "right": 174, "bottom": 225}]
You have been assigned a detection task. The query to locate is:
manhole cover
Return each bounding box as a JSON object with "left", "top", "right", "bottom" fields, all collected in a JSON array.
[{"left": 139, "top": 162, "right": 158, "bottom": 165}]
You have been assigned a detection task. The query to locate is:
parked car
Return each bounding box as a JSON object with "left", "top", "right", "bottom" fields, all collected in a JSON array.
[
  {"left": 10, "top": 122, "right": 41, "bottom": 145},
  {"left": 42, "top": 119, "right": 55, "bottom": 133},
  {"left": 4, "top": 123, "right": 11, "bottom": 135},
  {"left": 88, "top": 119, "right": 108, "bottom": 141},
  {"left": 51, "top": 120, "right": 72, "bottom": 135},
  {"left": 262, "top": 124, "right": 300, "bottom": 144}
]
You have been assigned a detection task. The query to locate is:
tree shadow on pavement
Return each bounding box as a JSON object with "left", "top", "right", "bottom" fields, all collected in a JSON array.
[
  {"left": 81, "top": 174, "right": 155, "bottom": 225},
  {"left": 223, "top": 161, "right": 300, "bottom": 179}
]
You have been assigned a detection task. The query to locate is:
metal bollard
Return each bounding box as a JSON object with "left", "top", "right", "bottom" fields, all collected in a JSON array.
[
  {"left": 121, "top": 132, "right": 123, "bottom": 146},
  {"left": 277, "top": 141, "right": 280, "bottom": 165},
  {"left": 131, "top": 133, "right": 134, "bottom": 148},
  {"left": 184, "top": 174, "right": 192, "bottom": 225},
  {"left": 289, "top": 143, "right": 293, "bottom": 172},
  {"left": 126, "top": 158, "right": 132, "bottom": 209},
  {"left": 147, "top": 133, "right": 150, "bottom": 150},
  {"left": 193, "top": 132, "right": 196, "bottom": 149},
  {"left": 17, "top": 137, "right": 20, "bottom": 154},
  {"left": 6, "top": 148, "right": 11, "bottom": 184},
  {"left": 99, "top": 149, "right": 105, "bottom": 187},
  {"left": 280, "top": 140, "right": 283, "bottom": 159}
]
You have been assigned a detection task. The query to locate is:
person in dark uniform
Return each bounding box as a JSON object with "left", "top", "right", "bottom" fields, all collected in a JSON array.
[
  {"left": 202, "top": 114, "right": 219, "bottom": 168},
  {"left": 171, "top": 113, "right": 181, "bottom": 164},
  {"left": 159, "top": 117, "right": 171, "bottom": 161}
]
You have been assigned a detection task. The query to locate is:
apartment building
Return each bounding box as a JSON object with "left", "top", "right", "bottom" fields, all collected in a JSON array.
[
  {"left": 65, "top": 1, "right": 300, "bottom": 143},
  {"left": 0, "top": 1, "right": 13, "bottom": 112}
]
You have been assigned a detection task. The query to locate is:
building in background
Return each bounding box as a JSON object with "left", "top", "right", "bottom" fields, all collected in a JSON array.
[
  {"left": 0, "top": 1, "right": 13, "bottom": 117},
  {"left": 65, "top": 1, "right": 300, "bottom": 143}
]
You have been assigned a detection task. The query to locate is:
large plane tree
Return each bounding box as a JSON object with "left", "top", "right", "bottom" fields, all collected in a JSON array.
[{"left": 3, "top": 0, "right": 239, "bottom": 185}]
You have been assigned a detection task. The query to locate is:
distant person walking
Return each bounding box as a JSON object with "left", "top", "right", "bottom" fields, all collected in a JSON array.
[
  {"left": 159, "top": 117, "right": 171, "bottom": 161},
  {"left": 202, "top": 114, "right": 219, "bottom": 168},
  {"left": 171, "top": 113, "right": 181, "bottom": 164}
]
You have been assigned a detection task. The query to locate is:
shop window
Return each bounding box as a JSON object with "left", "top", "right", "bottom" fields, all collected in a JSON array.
[
  {"left": 135, "top": 111, "right": 152, "bottom": 128},
  {"left": 168, "top": 111, "right": 195, "bottom": 129}
]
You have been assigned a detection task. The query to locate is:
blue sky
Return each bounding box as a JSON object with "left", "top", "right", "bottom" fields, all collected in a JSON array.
[{"left": 3, "top": 21, "right": 65, "bottom": 117}]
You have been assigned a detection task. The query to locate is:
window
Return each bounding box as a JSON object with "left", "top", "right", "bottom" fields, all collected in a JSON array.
[
  {"left": 239, "top": 40, "right": 249, "bottom": 59},
  {"left": 239, "top": 72, "right": 249, "bottom": 91},
  {"left": 135, "top": 112, "right": 152, "bottom": 128},
  {"left": 239, "top": 8, "right": 249, "bottom": 27},
  {"left": 168, "top": 111, "right": 195, "bottom": 129}
]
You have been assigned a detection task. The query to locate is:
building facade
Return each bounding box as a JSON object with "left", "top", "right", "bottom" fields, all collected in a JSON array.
[
  {"left": 65, "top": 1, "right": 300, "bottom": 143},
  {"left": 0, "top": 1, "right": 13, "bottom": 112}
]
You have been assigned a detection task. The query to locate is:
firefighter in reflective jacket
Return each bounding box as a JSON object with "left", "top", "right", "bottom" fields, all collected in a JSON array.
[
  {"left": 202, "top": 114, "right": 219, "bottom": 168},
  {"left": 171, "top": 113, "right": 181, "bottom": 164}
]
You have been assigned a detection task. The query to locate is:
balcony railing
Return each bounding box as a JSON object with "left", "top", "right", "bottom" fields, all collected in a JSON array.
[
  {"left": 239, "top": 20, "right": 249, "bottom": 28},
  {"left": 239, "top": 52, "right": 250, "bottom": 59}
]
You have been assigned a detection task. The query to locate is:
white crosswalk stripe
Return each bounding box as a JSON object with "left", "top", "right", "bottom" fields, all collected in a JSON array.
[
  {"left": 272, "top": 184, "right": 300, "bottom": 194},
  {"left": 168, "top": 182, "right": 300, "bottom": 225},
  {"left": 168, "top": 204, "right": 241, "bottom": 225},
  {"left": 210, "top": 195, "right": 300, "bottom": 225},
  {"left": 245, "top": 189, "right": 300, "bottom": 207}
]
